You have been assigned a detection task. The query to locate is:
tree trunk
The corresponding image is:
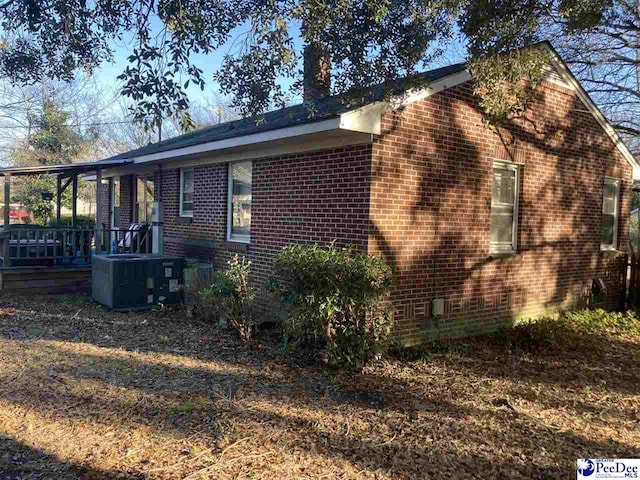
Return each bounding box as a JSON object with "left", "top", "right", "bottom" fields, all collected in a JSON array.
[{"left": 303, "top": 41, "right": 331, "bottom": 101}]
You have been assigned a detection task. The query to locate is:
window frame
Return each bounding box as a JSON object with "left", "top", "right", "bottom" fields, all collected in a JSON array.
[
  {"left": 111, "top": 176, "right": 120, "bottom": 229},
  {"left": 179, "top": 168, "right": 194, "bottom": 218},
  {"left": 135, "top": 174, "right": 154, "bottom": 224},
  {"left": 490, "top": 160, "right": 521, "bottom": 255},
  {"left": 227, "top": 160, "right": 252, "bottom": 244},
  {"left": 600, "top": 176, "right": 621, "bottom": 251}
]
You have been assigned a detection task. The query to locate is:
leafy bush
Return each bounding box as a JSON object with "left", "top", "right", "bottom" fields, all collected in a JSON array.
[
  {"left": 389, "top": 340, "right": 433, "bottom": 362},
  {"left": 199, "top": 255, "right": 255, "bottom": 341},
  {"left": 186, "top": 268, "right": 220, "bottom": 324},
  {"left": 270, "top": 243, "right": 393, "bottom": 371},
  {"left": 49, "top": 214, "right": 95, "bottom": 227},
  {"left": 497, "top": 309, "right": 640, "bottom": 353}
]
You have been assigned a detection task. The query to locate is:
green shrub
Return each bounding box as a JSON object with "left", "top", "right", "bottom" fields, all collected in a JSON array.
[
  {"left": 270, "top": 243, "right": 393, "bottom": 371},
  {"left": 497, "top": 309, "right": 640, "bottom": 353},
  {"left": 389, "top": 340, "right": 433, "bottom": 362},
  {"left": 199, "top": 255, "right": 255, "bottom": 341},
  {"left": 187, "top": 270, "right": 222, "bottom": 324},
  {"left": 49, "top": 214, "right": 95, "bottom": 227}
]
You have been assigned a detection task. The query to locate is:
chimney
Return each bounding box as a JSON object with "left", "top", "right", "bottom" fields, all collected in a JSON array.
[{"left": 303, "top": 41, "right": 331, "bottom": 101}]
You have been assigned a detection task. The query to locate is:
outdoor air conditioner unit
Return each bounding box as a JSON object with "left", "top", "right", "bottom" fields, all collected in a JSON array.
[{"left": 92, "top": 254, "right": 184, "bottom": 311}]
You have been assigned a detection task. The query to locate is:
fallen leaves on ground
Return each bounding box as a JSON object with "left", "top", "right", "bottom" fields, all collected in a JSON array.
[{"left": 0, "top": 294, "right": 638, "bottom": 479}]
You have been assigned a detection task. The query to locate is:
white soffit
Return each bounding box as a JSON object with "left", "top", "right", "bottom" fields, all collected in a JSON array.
[{"left": 127, "top": 117, "right": 343, "bottom": 164}]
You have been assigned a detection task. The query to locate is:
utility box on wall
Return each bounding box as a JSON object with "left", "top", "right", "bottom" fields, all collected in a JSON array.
[{"left": 92, "top": 254, "right": 184, "bottom": 311}]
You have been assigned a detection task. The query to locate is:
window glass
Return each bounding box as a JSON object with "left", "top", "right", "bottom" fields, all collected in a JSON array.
[
  {"left": 601, "top": 179, "right": 619, "bottom": 249},
  {"left": 136, "top": 175, "right": 153, "bottom": 223},
  {"left": 490, "top": 164, "right": 519, "bottom": 253},
  {"left": 112, "top": 177, "right": 120, "bottom": 228},
  {"left": 229, "top": 161, "right": 252, "bottom": 240},
  {"left": 180, "top": 169, "right": 194, "bottom": 216}
]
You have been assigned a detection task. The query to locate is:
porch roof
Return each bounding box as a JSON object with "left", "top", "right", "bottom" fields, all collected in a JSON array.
[{"left": 0, "top": 159, "right": 132, "bottom": 177}]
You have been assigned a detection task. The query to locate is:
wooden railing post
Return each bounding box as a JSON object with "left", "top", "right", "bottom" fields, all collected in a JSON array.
[
  {"left": 56, "top": 176, "right": 62, "bottom": 224},
  {"left": 71, "top": 174, "right": 78, "bottom": 227},
  {"left": 3, "top": 173, "right": 11, "bottom": 267},
  {"left": 95, "top": 169, "right": 103, "bottom": 254},
  {"left": 3, "top": 173, "right": 9, "bottom": 228}
]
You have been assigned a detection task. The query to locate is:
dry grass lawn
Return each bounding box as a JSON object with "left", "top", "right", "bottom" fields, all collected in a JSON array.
[{"left": 0, "top": 294, "right": 639, "bottom": 479}]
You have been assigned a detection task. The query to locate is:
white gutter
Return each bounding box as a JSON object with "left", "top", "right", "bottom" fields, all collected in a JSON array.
[{"left": 127, "top": 117, "right": 342, "bottom": 164}]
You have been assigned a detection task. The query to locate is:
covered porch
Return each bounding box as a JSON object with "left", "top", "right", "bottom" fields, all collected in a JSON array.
[{"left": 0, "top": 160, "right": 153, "bottom": 293}]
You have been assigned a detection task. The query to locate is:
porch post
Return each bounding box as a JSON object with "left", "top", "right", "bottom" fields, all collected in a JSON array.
[
  {"left": 3, "top": 173, "right": 9, "bottom": 227},
  {"left": 95, "top": 169, "right": 102, "bottom": 254},
  {"left": 71, "top": 173, "right": 78, "bottom": 227},
  {"left": 152, "top": 165, "right": 164, "bottom": 255},
  {"left": 3, "top": 173, "right": 10, "bottom": 267},
  {"left": 56, "top": 176, "right": 62, "bottom": 224}
]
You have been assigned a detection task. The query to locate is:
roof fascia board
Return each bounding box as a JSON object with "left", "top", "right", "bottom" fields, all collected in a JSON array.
[
  {"left": 339, "top": 102, "right": 385, "bottom": 135},
  {"left": 338, "top": 69, "right": 472, "bottom": 133},
  {"left": 398, "top": 70, "right": 472, "bottom": 106},
  {"left": 95, "top": 130, "right": 374, "bottom": 178},
  {"left": 128, "top": 117, "right": 342, "bottom": 164}
]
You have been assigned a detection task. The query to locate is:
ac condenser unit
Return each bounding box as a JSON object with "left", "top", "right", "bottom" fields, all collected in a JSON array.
[{"left": 92, "top": 254, "right": 184, "bottom": 311}]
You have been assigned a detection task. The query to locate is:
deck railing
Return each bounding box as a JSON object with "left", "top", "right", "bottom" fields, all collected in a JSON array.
[
  {"left": 0, "top": 224, "right": 153, "bottom": 267},
  {"left": 101, "top": 227, "right": 152, "bottom": 255},
  {"left": 0, "top": 226, "right": 94, "bottom": 267}
]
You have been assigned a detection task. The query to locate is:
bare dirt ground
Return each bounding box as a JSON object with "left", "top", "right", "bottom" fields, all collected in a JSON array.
[{"left": 0, "top": 294, "right": 638, "bottom": 479}]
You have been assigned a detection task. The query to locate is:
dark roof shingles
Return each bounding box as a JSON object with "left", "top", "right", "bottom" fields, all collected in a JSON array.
[{"left": 106, "top": 62, "right": 466, "bottom": 161}]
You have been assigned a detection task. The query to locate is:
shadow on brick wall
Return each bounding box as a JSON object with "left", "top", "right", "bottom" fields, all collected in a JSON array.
[{"left": 369, "top": 81, "right": 629, "bottom": 343}]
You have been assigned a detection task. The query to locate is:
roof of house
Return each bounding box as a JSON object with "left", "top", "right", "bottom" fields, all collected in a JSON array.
[
  {"left": 104, "top": 62, "right": 467, "bottom": 162},
  {"left": 96, "top": 42, "right": 640, "bottom": 178}
]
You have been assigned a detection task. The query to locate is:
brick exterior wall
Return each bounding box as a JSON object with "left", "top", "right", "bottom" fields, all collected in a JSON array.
[
  {"left": 119, "top": 175, "right": 135, "bottom": 228},
  {"left": 96, "top": 179, "right": 110, "bottom": 228},
  {"left": 96, "top": 175, "right": 135, "bottom": 230},
  {"left": 160, "top": 145, "right": 372, "bottom": 306},
  {"left": 369, "top": 79, "right": 632, "bottom": 344},
  {"left": 98, "top": 78, "right": 632, "bottom": 344}
]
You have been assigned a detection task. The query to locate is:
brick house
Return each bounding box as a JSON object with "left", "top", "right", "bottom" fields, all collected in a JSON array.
[{"left": 94, "top": 43, "right": 639, "bottom": 344}]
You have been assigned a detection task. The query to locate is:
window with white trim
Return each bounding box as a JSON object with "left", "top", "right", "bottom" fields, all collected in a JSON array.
[
  {"left": 227, "top": 161, "right": 252, "bottom": 242},
  {"left": 136, "top": 175, "right": 154, "bottom": 223},
  {"left": 111, "top": 177, "right": 120, "bottom": 228},
  {"left": 180, "top": 168, "right": 194, "bottom": 217},
  {"left": 490, "top": 161, "right": 521, "bottom": 254},
  {"left": 601, "top": 177, "right": 620, "bottom": 250}
]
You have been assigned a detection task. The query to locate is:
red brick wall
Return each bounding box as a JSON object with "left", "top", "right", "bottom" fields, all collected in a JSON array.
[
  {"left": 159, "top": 145, "right": 372, "bottom": 299},
  {"left": 369, "top": 79, "right": 632, "bottom": 344},
  {"left": 119, "top": 175, "right": 135, "bottom": 228},
  {"left": 96, "top": 179, "right": 110, "bottom": 228},
  {"left": 98, "top": 79, "right": 632, "bottom": 344}
]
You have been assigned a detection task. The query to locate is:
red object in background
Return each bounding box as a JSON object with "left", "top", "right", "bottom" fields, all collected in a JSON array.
[{"left": 9, "top": 207, "right": 29, "bottom": 219}]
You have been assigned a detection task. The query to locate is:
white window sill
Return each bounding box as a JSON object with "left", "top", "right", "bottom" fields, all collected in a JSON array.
[
  {"left": 600, "top": 246, "right": 623, "bottom": 256},
  {"left": 489, "top": 250, "right": 518, "bottom": 258},
  {"left": 179, "top": 213, "right": 193, "bottom": 218},
  {"left": 227, "top": 237, "right": 250, "bottom": 244}
]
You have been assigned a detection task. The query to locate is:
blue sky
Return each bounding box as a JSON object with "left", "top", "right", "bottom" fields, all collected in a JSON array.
[{"left": 94, "top": 24, "right": 468, "bottom": 115}]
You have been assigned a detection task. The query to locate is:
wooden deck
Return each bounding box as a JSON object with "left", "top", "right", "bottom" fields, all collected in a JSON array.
[{"left": 0, "top": 265, "right": 91, "bottom": 295}]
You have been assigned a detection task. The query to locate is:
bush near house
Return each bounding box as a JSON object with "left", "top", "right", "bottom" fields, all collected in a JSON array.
[
  {"left": 270, "top": 243, "right": 394, "bottom": 371},
  {"left": 497, "top": 309, "right": 640, "bottom": 352},
  {"left": 49, "top": 215, "right": 95, "bottom": 227},
  {"left": 198, "top": 255, "right": 255, "bottom": 342}
]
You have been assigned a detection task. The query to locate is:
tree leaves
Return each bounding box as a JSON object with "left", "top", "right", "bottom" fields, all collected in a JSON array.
[
  {"left": 0, "top": 0, "right": 631, "bottom": 131},
  {"left": 469, "top": 48, "right": 550, "bottom": 124}
]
